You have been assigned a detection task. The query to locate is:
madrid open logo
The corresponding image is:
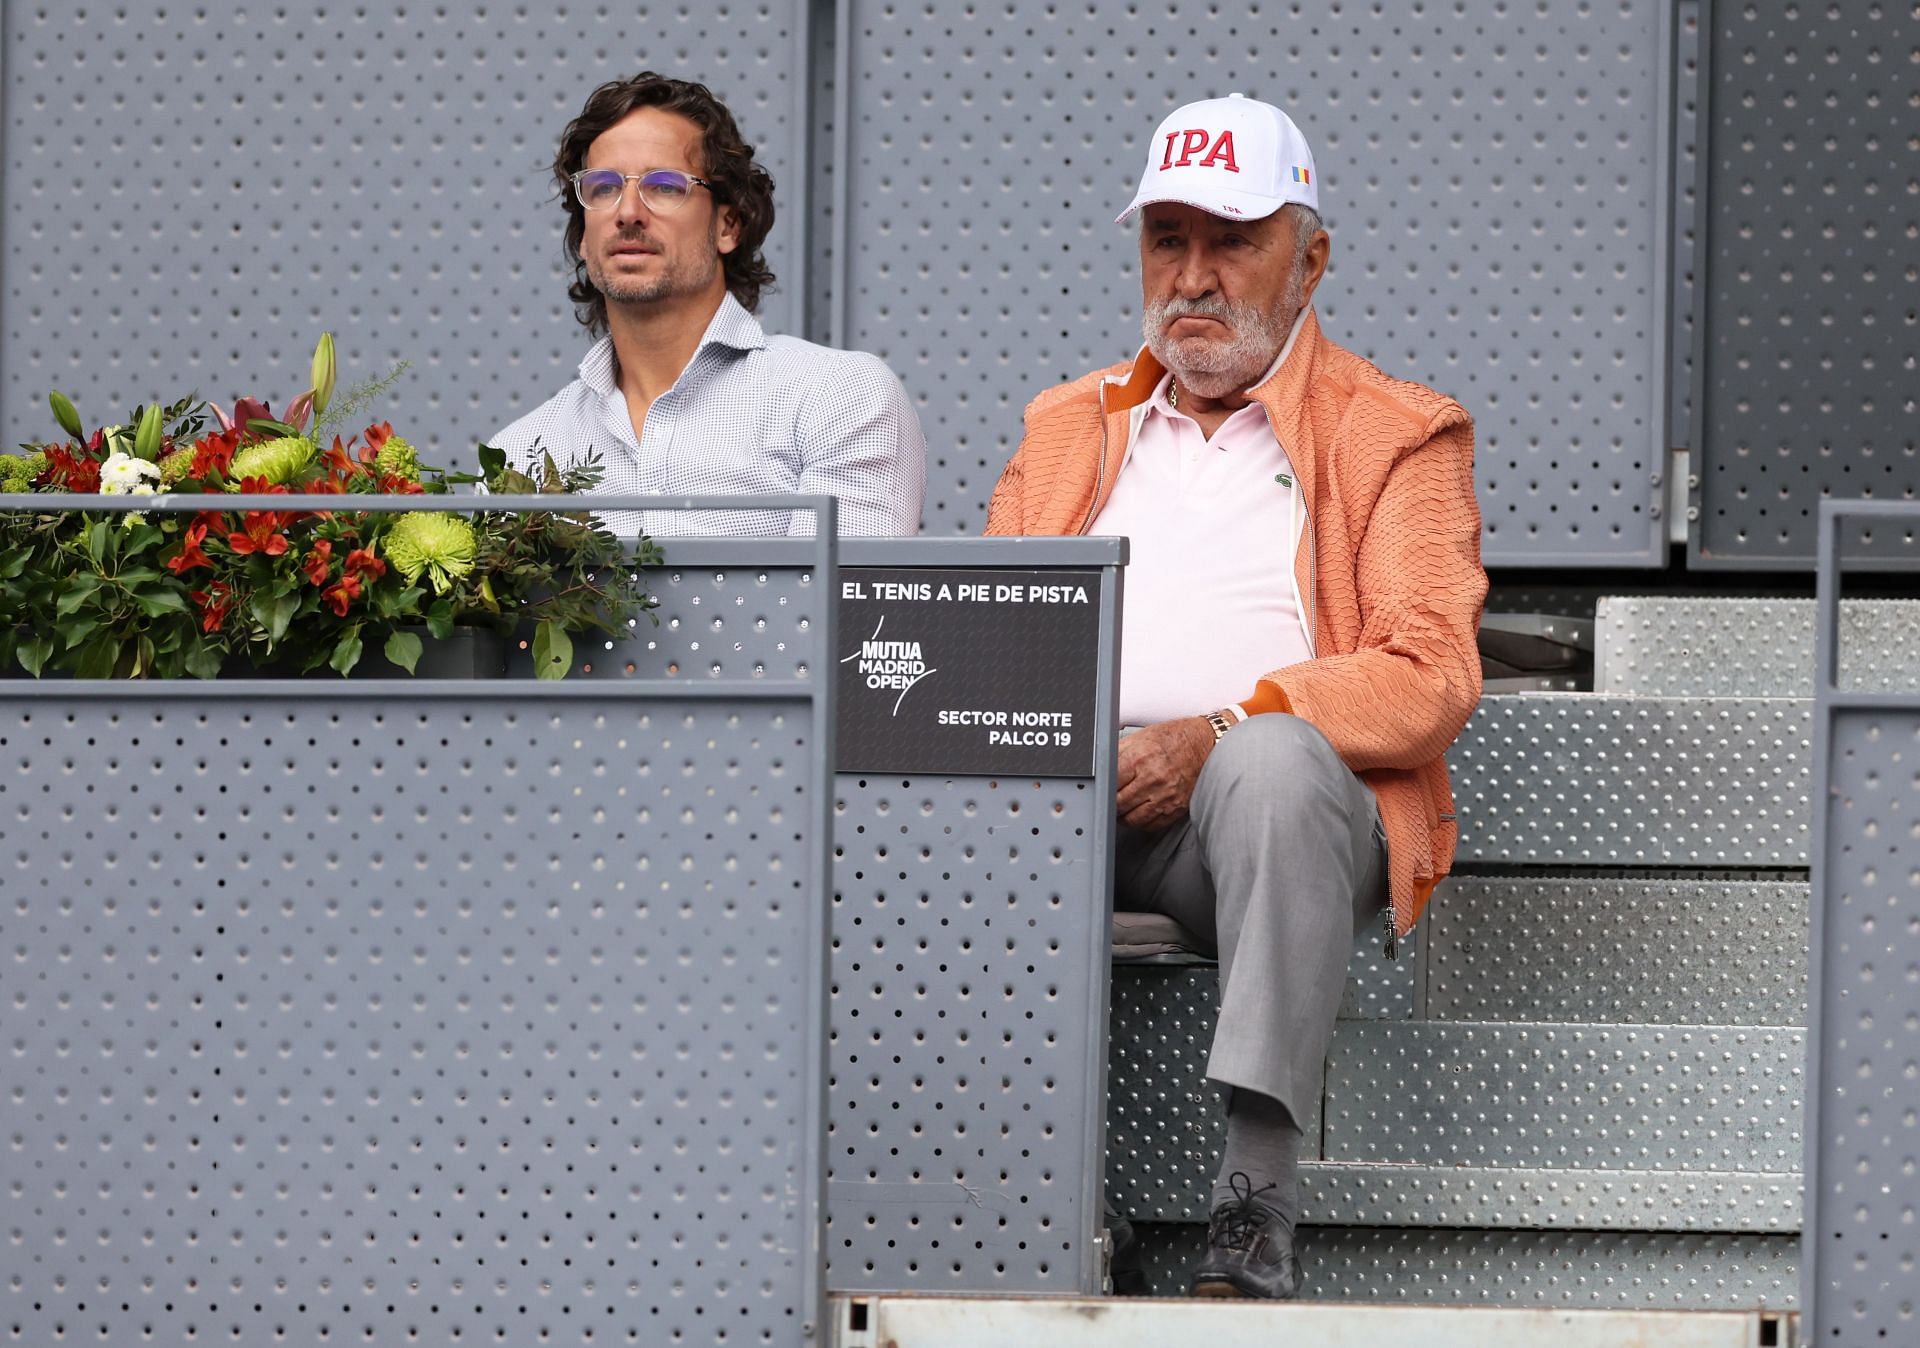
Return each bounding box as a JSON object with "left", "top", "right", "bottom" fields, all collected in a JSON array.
[{"left": 841, "top": 616, "right": 937, "bottom": 715}]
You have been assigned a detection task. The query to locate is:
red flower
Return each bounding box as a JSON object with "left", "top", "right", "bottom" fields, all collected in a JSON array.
[
  {"left": 188, "top": 428, "right": 241, "bottom": 481},
  {"left": 344, "top": 547, "right": 386, "bottom": 581},
  {"left": 228, "top": 509, "right": 291, "bottom": 558},
  {"left": 167, "top": 521, "right": 213, "bottom": 575},
  {"left": 363, "top": 421, "right": 395, "bottom": 456},
  {"left": 322, "top": 572, "right": 363, "bottom": 618},
  {"left": 378, "top": 473, "right": 425, "bottom": 495},
  {"left": 41, "top": 444, "right": 102, "bottom": 494},
  {"left": 189, "top": 581, "right": 235, "bottom": 633},
  {"left": 303, "top": 539, "right": 333, "bottom": 586}
]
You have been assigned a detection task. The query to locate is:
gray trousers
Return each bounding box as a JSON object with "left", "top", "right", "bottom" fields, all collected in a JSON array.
[{"left": 1115, "top": 714, "right": 1388, "bottom": 1127}]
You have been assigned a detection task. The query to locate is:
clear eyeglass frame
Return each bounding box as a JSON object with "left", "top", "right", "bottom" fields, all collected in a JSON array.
[{"left": 570, "top": 168, "right": 714, "bottom": 213}]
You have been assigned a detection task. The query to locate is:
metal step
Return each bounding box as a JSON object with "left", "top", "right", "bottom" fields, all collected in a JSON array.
[
  {"left": 1108, "top": 987, "right": 1804, "bottom": 1228},
  {"left": 832, "top": 1293, "right": 1799, "bottom": 1345},
  {"left": 1327, "top": 1020, "right": 1802, "bottom": 1173},
  {"left": 1596, "top": 596, "right": 1920, "bottom": 696},
  {"left": 1126, "top": 1225, "right": 1800, "bottom": 1309},
  {"left": 1450, "top": 695, "right": 1810, "bottom": 865},
  {"left": 1428, "top": 876, "right": 1808, "bottom": 1024}
]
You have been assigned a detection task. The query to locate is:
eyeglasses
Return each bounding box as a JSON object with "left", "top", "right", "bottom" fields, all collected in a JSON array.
[{"left": 570, "top": 167, "right": 714, "bottom": 213}]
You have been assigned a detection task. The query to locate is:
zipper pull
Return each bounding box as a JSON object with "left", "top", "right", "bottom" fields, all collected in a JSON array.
[
  {"left": 1275, "top": 473, "right": 1292, "bottom": 487},
  {"left": 1382, "top": 903, "right": 1400, "bottom": 961}
]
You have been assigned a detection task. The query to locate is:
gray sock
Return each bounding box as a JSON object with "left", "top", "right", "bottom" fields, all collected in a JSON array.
[{"left": 1211, "top": 1089, "right": 1302, "bottom": 1232}]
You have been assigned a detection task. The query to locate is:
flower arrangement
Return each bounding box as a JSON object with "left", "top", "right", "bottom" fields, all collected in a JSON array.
[{"left": 1, "top": 335, "right": 657, "bottom": 679}]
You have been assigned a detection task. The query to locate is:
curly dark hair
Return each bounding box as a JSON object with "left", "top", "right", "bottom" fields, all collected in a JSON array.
[{"left": 553, "top": 72, "right": 777, "bottom": 332}]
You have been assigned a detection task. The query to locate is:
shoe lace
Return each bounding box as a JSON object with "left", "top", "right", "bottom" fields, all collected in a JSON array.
[{"left": 1208, "top": 1171, "right": 1279, "bottom": 1252}]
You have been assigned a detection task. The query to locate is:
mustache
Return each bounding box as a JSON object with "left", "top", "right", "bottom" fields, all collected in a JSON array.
[{"left": 1153, "top": 294, "right": 1238, "bottom": 324}]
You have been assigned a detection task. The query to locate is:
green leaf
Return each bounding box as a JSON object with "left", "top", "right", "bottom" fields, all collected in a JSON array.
[
  {"left": 424, "top": 599, "right": 456, "bottom": 641},
  {"left": 496, "top": 469, "right": 539, "bottom": 495},
  {"left": 61, "top": 616, "right": 102, "bottom": 648},
  {"left": 477, "top": 443, "right": 506, "bottom": 481},
  {"left": 531, "top": 620, "right": 572, "bottom": 680},
  {"left": 131, "top": 588, "right": 191, "bottom": 618},
  {"left": 182, "top": 638, "right": 224, "bottom": 680},
  {"left": 246, "top": 589, "right": 301, "bottom": 644},
  {"left": 383, "top": 629, "right": 423, "bottom": 676},
  {"left": 55, "top": 575, "right": 103, "bottom": 616},
  {"left": 0, "top": 549, "right": 29, "bottom": 581},
  {"left": 74, "top": 633, "right": 119, "bottom": 679},
  {"left": 87, "top": 520, "right": 112, "bottom": 568},
  {"left": 115, "top": 565, "right": 164, "bottom": 585},
  {"left": 245, "top": 417, "right": 300, "bottom": 439},
  {"left": 329, "top": 625, "right": 363, "bottom": 677},
  {"left": 16, "top": 633, "right": 54, "bottom": 677}
]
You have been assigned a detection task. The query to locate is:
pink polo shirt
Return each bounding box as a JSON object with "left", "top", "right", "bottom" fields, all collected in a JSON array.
[{"left": 1088, "top": 330, "right": 1315, "bottom": 728}]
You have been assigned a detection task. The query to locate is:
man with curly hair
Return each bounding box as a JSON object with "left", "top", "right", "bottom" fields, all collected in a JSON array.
[{"left": 492, "top": 72, "right": 926, "bottom": 537}]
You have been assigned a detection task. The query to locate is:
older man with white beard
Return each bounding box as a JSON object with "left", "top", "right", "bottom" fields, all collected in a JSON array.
[{"left": 986, "top": 94, "right": 1487, "bottom": 1299}]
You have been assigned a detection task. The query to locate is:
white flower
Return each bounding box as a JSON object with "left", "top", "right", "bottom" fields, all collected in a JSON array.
[{"left": 99, "top": 451, "right": 161, "bottom": 494}]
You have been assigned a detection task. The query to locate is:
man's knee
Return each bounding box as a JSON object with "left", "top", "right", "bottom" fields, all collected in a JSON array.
[{"left": 1193, "top": 714, "right": 1346, "bottom": 817}]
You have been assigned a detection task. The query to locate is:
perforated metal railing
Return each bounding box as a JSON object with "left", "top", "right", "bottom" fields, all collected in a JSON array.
[
  {"left": 1804, "top": 500, "right": 1920, "bottom": 1346},
  {"left": 0, "top": 494, "right": 838, "bottom": 1348},
  {"left": 540, "top": 536, "right": 1127, "bottom": 1296}
]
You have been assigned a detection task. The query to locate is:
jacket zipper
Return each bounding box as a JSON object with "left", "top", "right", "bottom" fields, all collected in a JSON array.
[{"left": 1077, "top": 386, "right": 1118, "bottom": 535}]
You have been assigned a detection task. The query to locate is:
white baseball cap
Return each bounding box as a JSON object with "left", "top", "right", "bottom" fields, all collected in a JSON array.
[{"left": 1116, "top": 92, "right": 1319, "bottom": 224}]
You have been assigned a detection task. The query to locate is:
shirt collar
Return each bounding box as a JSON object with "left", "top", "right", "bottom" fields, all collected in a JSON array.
[{"left": 577, "top": 292, "right": 769, "bottom": 396}]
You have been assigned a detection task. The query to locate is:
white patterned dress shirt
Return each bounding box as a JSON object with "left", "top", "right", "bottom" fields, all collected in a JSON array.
[{"left": 489, "top": 295, "right": 926, "bottom": 537}]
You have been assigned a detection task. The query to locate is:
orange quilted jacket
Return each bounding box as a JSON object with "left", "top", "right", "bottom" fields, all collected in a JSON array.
[{"left": 984, "top": 309, "right": 1487, "bottom": 938}]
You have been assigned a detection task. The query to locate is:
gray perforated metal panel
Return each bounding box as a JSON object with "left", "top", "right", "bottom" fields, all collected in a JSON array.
[
  {"left": 1692, "top": 4, "right": 1920, "bottom": 569},
  {"left": 545, "top": 539, "right": 1128, "bottom": 1294},
  {"left": 1129, "top": 1224, "right": 1800, "bottom": 1307},
  {"left": 1324, "top": 1021, "right": 1804, "bottom": 1174},
  {"left": 1595, "top": 597, "right": 1920, "bottom": 697},
  {"left": 0, "top": 686, "right": 832, "bottom": 1347},
  {"left": 0, "top": 4, "right": 814, "bottom": 455},
  {"left": 825, "top": 772, "right": 1110, "bottom": 1292},
  {"left": 1427, "top": 877, "right": 1808, "bottom": 1025},
  {"left": 1451, "top": 696, "right": 1811, "bottom": 865},
  {"left": 832, "top": 0, "right": 1673, "bottom": 563},
  {"left": 1669, "top": 0, "right": 1702, "bottom": 455},
  {"left": 1805, "top": 705, "right": 1920, "bottom": 1344}
]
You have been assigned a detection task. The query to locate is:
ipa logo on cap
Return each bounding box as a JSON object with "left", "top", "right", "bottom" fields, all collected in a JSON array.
[{"left": 1159, "top": 128, "right": 1241, "bottom": 174}]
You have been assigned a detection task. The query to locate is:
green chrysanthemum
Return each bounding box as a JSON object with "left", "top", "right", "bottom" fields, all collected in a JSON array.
[
  {"left": 227, "top": 435, "right": 315, "bottom": 485},
  {"left": 0, "top": 454, "right": 27, "bottom": 489},
  {"left": 385, "top": 512, "right": 477, "bottom": 594},
  {"left": 374, "top": 434, "right": 421, "bottom": 482},
  {"left": 159, "top": 446, "right": 197, "bottom": 485},
  {"left": 20, "top": 452, "right": 47, "bottom": 482}
]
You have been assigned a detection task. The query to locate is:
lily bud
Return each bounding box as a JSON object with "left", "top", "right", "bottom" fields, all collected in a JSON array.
[
  {"left": 310, "top": 332, "right": 337, "bottom": 416},
  {"left": 133, "top": 403, "right": 165, "bottom": 462},
  {"left": 49, "top": 391, "right": 84, "bottom": 440}
]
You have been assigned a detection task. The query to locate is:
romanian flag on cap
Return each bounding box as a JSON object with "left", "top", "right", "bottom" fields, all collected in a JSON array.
[{"left": 1291, "top": 165, "right": 1311, "bottom": 185}]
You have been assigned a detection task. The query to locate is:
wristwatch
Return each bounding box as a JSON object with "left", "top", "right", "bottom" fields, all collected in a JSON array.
[{"left": 1204, "top": 709, "right": 1235, "bottom": 743}]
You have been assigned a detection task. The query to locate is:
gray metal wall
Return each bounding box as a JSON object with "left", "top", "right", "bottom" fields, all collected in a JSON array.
[
  {"left": 0, "top": 3, "right": 814, "bottom": 459},
  {"left": 1692, "top": 3, "right": 1919, "bottom": 569},
  {"left": 3, "top": 7, "right": 1907, "bottom": 545}
]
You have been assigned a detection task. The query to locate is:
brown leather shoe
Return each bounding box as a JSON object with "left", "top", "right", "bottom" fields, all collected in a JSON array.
[{"left": 1189, "top": 1172, "right": 1302, "bottom": 1300}]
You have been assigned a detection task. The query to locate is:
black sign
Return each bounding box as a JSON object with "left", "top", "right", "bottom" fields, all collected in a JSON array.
[{"left": 835, "top": 567, "right": 1103, "bottom": 777}]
